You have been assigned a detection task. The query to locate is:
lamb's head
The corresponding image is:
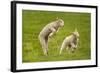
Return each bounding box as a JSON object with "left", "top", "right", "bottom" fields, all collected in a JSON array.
[
  {"left": 72, "top": 28, "right": 79, "bottom": 38},
  {"left": 56, "top": 19, "right": 64, "bottom": 27}
]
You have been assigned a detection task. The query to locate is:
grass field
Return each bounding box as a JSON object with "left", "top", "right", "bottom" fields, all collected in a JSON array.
[{"left": 22, "top": 10, "right": 91, "bottom": 63}]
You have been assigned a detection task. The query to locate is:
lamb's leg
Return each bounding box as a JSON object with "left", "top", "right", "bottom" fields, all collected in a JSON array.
[
  {"left": 70, "top": 43, "right": 76, "bottom": 53},
  {"left": 39, "top": 36, "right": 48, "bottom": 56},
  {"left": 66, "top": 47, "right": 70, "bottom": 54},
  {"left": 60, "top": 42, "right": 66, "bottom": 55}
]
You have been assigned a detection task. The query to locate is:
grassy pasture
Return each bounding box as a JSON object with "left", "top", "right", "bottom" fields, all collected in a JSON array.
[{"left": 22, "top": 10, "right": 91, "bottom": 63}]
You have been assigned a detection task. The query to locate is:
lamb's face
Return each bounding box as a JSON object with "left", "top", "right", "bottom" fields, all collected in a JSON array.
[
  {"left": 73, "top": 31, "right": 79, "bottom": 38},
  {"left": 57, "top": 19, "right": 64, "bottom": 27}
]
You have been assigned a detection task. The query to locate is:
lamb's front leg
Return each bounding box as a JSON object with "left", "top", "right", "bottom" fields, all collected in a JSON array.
[
  {"left": 76, "top": 38, "right": 79, "bottom": 49},
  {"left": 49, "top": 28, "right": 56, "bottom": 38},
  {"left": 70, "top": 43, "right": 76, "bottom": 53}
]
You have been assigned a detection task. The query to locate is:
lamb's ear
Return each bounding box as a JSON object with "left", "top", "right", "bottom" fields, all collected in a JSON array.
[
  {"left": 75, "top": 28, "right": 77, "bottom": 32},
  {"left": 56, "top": 17, "right": 59, "bottom": 20}
]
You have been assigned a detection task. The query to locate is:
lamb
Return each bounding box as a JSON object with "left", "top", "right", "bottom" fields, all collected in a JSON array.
[
  {"left": 38, "top": 18, "right": 64, "bottom": 56},
  {"left": 60, "top": 29, "right": 79, "bottom": 54}
]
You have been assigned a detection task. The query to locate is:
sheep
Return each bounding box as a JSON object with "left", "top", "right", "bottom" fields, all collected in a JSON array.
[
  {"left": 38, "top": 18, "right": 64, "bottom": 56},
  {"left": 60, "top": 29, "right": 79, "bottom": 54}
]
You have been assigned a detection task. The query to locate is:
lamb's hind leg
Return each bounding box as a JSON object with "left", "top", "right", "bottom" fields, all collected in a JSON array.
[
  {"left": 60, "top": 43, "right": 66, "bottom": 55},
  {"left": 39, "top": 36, "right": 48, "bottom": 56}
]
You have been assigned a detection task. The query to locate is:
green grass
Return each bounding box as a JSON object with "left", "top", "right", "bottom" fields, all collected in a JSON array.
[{"left": 22, "top": 10, "right": 91, "bottom": 63}]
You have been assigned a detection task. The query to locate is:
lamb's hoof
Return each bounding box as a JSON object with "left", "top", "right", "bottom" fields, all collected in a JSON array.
[{"left": 44, "top": 53, "right": 48, "bottom": 56}]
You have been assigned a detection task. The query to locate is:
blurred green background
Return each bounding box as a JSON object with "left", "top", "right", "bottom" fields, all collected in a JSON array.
[{"left": 22, "top": 10, "right": 91, "bottom": 63}]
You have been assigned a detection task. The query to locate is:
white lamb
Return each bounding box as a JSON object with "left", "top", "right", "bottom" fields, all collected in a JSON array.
[{"left": 60, "top": 29, "right": 79, "bottom": 54}]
